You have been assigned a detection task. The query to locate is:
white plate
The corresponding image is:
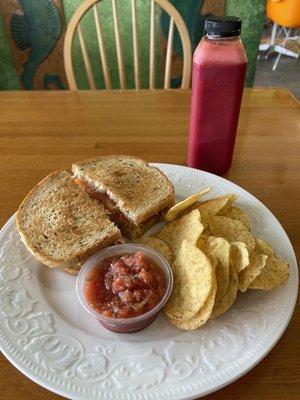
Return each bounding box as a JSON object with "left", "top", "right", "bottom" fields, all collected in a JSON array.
[{"left": 0, "top": 164, "right": 298, "bottom": 400}]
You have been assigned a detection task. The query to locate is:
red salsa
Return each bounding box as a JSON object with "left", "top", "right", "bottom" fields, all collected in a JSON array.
[{"left": 84, "top": 251, "right": 166, "bottom": 319}]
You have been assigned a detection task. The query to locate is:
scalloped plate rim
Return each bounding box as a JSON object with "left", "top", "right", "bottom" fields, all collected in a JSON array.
[{"left": 0, "top": 163, "right": 298, "bottom": 400}]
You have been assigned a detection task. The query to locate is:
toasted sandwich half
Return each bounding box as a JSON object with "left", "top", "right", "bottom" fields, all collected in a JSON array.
[
  {"left": 16, "top": 171, "right": 122, "bottom": 274},
  {"left": 72, "top": 155, "right": 175, "bottom": 239}
]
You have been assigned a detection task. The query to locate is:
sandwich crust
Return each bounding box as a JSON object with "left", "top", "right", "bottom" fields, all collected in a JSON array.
[
  {"left": 72, "top": 155, "right": 175, "bottom": 226},
  {"left": 16, "top": 171, "right": 121, "bottom": 272}
]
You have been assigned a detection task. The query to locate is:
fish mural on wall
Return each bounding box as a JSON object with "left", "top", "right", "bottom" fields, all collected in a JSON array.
[
  {"left": 1, "top": 0, "right": 226, "bottom": 90},
  {"left": 5, "top": 0, "right": 66, "bottom": 89},
  {"left": 10, "top": 0, "right": 62, "bottom": 89}
]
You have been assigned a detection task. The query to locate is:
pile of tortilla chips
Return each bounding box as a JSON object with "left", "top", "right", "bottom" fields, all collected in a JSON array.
[{"left": 136, "top": 188, "right": 290, "bottom": 330}]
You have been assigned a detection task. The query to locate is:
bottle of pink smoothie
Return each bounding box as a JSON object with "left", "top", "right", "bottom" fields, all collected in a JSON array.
[{"left": 188, "top": 17, "right": 247, "bottom": 175}]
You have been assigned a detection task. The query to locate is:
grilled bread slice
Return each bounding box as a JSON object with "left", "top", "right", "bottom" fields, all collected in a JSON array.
[
  {"left": 16, "top": 171, "right": 122, "bottom": 273},
  {"left": 72, "top": 155, "right": 175, "bottom": 239}
]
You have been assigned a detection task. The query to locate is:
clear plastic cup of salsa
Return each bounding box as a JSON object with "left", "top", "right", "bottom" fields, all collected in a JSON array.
[{"left": 76, "top": 244, "right": 173, "bottom": 333}]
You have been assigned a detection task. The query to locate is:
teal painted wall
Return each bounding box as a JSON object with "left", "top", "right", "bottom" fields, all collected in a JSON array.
[
  {"left": 0, "top": 13, "right": 19, "bottom": 90},
  {"left": 226, "top": 0, "right": 265, "bottom": 86},
  {"left": 0, "top": 0, "right": 265, "bottom": 90}
]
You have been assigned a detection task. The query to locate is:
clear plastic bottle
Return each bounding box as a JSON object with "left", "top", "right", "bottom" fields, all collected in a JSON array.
[{"left": 188, "top": 16, "right": 247, "bottom": 175}]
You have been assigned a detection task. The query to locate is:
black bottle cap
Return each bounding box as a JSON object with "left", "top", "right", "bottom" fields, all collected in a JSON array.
[{"left": 204, "top": 16, "right": 242, "bottom": 37}]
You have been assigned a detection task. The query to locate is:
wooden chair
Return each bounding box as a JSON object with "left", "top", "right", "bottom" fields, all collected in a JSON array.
[{"left": 63, "top": 0, "right": 192, "bottom": 90}]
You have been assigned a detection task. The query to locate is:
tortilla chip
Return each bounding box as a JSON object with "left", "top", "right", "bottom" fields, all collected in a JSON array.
[
  {"left": 238, "top": 253, "right": 268, "bottom": 292},
  {"left": 205, "top": 237, "right": 230, "bottom": 300},
  {"left": 219, "top": 205, "right": 251, "bottom": 230},
  {"left": 168, "top": 273, "right": 217, "bottom": 330},
  {"left": 220, "top": 194, "right": 239, "bottom": 213},
  {"left": 254, "top": 237, "right": 274, "bottom": 256},
  {"left": 197, "top": 237, "right": 218, "bottom": 269},
  {"left": 209, "top": 216, "right": 255, "bottom": 254},
  {"left": 230, "top": 241, "right": 250, "bottom": 273},
  {"left": 206, "top": 236, "right": 230, "bottom": 268},
  {"left": 156, "top": 209, "right": 204, "bottom": 257},
  {"left": 197, "top": 236, "right": 229, "bottom": 300},
  {"left": 196, "top": 194, "right": 237, "bottom": 227},
  {"left": 165, "top": 187, "right": 211, "bottom": 222},
  {"left": 211, "top": 264, "right": 238, "bottom": 318},
  {"left": 214, "top": 261, "right": 228, "bottom": 300},
  {"left": 202, "top": 226, "right": 213, "bottom": 237},
  {"left": 164, "top": 240, "right": 213, "bottom": 320},
  {"left": 135, "top": 236, "right": 173, "bottom": 264},
  {"left": 249, "top": 255, "right": 290, "bottom": 290},
  {"left": 197, "top": 234, "right": 210, "bottom": 251}
]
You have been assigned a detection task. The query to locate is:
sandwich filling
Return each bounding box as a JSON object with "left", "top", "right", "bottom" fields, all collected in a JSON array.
[
  {"left": 74, "top": 177, "right": 128, "bottom": 225},
  {"left": 73, "top": 178, "right": 167, "bottom": 234}
]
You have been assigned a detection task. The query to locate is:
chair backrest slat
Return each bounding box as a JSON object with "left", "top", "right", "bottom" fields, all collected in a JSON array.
[
  {"left": 149, "top": 0, "right": 156, "bottom": 89},
  {"left": 164, "top": 17, "right": 174, "bottom": 89},
  {"left": 131, "top": 0, "right": 140, "bottom": 90},
  {"left": 111, "top": 0, "right": 126, "bottom": 89},
  {"left": 77, "top": 25, "right": 96, "bottom": 89},
  {"left": 93, "top": 4, "right": 112, "bottom": 89},
  {"left": 64, "top": 0, "right": 192, "bottom": 90}
]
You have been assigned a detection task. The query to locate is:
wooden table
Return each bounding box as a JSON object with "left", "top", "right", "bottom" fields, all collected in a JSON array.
[{"left": 0, "top": 88, "right": 299, "bottom": 399}]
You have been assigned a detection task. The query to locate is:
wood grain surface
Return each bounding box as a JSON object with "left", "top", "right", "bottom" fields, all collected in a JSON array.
[{"left": 0, "top": 88, "right": 299, "bottom": 399}]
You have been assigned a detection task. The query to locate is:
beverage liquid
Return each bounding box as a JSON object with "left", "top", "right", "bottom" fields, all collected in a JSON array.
[{"left": 188, "top": 17, "right": 247, "bottom": 175}]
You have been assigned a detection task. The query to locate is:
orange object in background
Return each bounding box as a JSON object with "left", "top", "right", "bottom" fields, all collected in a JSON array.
[{"left": 267, "top": 0, "right": 300, "bottom": 28}]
